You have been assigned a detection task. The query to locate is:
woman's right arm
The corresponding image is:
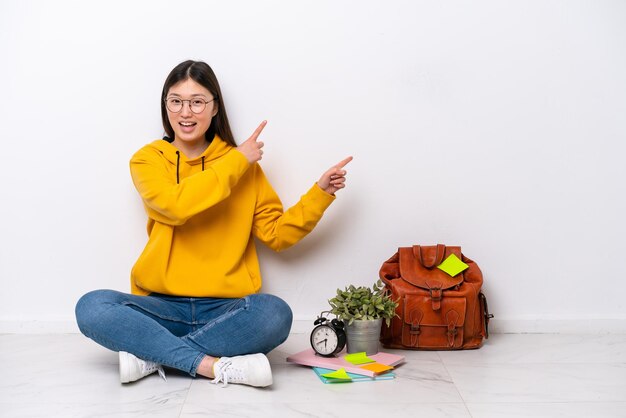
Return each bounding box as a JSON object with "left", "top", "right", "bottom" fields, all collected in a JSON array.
[
  {"left": 130, "top": 122, "right": 267, "bottom": 225},
  {"left": 130, "top": 148, "right": 250, "bottom": 225}
]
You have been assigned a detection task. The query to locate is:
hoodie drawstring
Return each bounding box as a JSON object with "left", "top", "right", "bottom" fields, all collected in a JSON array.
[
  {"left": 175, "top": 151, "right": 180, "bottom": 184},
  {"left": 175, "top": 153, "right": 205, "bottom": 184}
]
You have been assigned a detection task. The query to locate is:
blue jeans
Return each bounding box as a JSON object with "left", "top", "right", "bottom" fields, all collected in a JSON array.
[{"left": 75, "top": 290, "right": 293, "bottom": 376}]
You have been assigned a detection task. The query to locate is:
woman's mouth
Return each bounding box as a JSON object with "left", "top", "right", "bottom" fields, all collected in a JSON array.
[{"left": 179, "top": 121, "right": 197, "bottom": 133}]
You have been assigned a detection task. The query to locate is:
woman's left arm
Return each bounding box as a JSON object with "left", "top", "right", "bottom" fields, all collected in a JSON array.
[
  {"left": 315, "top": 156, "right": 353, "bottom": 195},
  {"left": 252, "top": 157, "right": 352, "bottom": 251}
]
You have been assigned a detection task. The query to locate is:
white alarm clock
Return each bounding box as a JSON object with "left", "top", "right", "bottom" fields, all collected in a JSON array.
[{"left": 310, "top": 312, "right": 346, "bottom": 357}]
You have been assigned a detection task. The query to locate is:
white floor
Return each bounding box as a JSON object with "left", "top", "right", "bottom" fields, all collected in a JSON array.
[{"left": 1, "top": 333, "right": 626, "bottom": 418}]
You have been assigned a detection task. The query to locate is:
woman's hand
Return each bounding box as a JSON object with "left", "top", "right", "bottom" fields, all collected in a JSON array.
[
  {"left": 317, "top": 156, "right": 353, "bottom": 195},
  {"left": 237, "top": 121, "right": 267, "bottom": 163}
]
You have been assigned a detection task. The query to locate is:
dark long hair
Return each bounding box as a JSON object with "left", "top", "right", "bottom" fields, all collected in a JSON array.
[{"left": 161, "top": 60, "right": 236, "bottom": 146}]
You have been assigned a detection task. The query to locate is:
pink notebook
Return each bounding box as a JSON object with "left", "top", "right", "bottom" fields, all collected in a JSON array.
[{"left": 286, "top": 349, "right": 405, "bottom": 377}]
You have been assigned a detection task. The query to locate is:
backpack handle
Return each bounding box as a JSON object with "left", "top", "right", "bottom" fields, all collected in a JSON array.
[{"left": 413, "top": 244, "right": 446, "bottom": 268}]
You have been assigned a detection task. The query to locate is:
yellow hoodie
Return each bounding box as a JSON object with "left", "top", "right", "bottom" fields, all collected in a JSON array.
[{"left": 129, "top": 136, "right": 335, "bottom": 297}]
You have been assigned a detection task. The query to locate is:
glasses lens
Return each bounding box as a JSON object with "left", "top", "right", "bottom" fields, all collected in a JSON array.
[
  {"left": 190, "top": 99, "right": 207, "bottom": 114},
  {"left": 166, "top": 98, "right": 183, "bottom": 113}
]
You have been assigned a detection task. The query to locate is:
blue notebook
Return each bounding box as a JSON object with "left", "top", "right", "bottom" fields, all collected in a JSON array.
[{"left": 312, "top": 367, "right": 395, "bottom": 384}]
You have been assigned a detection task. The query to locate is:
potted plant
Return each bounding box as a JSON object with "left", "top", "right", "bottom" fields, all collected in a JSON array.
[{"left": 328, "top": 280, "right": 398, "bottom": 355}]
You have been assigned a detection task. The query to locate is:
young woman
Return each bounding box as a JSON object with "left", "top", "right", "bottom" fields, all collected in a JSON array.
[{"left": 75, "top": 60, "right": 352, "bottom": 388}]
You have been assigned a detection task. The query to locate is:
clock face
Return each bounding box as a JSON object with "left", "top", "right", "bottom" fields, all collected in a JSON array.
[{"left": 311, "top": 325, "right": 339, "bottom": 356}]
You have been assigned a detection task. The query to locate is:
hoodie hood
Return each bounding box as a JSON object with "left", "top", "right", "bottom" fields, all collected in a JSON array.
[
  {"left": 147, "top": 135, "right": 234, "bottom": 184},
  {"left": 149, "top": 135, "right": 233, "bottom": 166}
]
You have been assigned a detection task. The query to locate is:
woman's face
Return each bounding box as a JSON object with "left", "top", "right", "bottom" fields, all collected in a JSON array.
[{"left": 166, "top": 78, "right": 218, "bottom": 145}]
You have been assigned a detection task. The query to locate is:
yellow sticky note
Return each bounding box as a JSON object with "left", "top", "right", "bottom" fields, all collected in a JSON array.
[
  {"left": 437, "top": 254, "right": 469, "bottom": 277},
  {"left": 321, "top": 368, "right": 352, "bottom": 381},
  {"left": 360, "top": 362, "right": 394, "bottom": 374},
  {"left": 344, "top": 352, "right": 375, "bottom": 365}
]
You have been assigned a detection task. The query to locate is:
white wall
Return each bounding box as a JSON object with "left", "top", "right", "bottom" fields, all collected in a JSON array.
[{"left": 1, "top": 0, "right": 625, "bottom": 333}]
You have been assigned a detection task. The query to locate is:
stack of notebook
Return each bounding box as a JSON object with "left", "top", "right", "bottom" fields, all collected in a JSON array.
[{"left": 286, "top": 348, "right": 405, "bottom": 384}]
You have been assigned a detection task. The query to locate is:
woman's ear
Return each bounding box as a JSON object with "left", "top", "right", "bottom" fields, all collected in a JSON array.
[{"left": 211, "top": 103, "right": 219, "bottom": 118}]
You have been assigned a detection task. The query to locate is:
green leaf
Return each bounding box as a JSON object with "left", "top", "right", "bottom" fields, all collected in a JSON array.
[{"left": 326, "top": 280, "right": 399, "bottom": 322}]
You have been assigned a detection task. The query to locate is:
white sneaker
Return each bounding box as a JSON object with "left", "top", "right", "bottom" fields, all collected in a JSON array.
[
  {"left": 211, "top": 353, "right": 272, "bottom": 387},
  {"left": 119, "top": 351, "right": 167, "bottom": 383}
]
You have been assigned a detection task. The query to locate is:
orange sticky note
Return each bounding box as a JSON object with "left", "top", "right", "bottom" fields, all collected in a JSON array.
[{"left": 360, "top": 362, "right": 393, "bottom": 374}]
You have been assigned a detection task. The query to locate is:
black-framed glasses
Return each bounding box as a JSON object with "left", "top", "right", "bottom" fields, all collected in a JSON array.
[{"left": 165, "top": 97, "right": 217, "bottom": 114}]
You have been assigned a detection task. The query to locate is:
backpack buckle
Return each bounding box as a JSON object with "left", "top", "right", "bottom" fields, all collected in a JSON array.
[{"left": 430, "top": 287, "right": 442, "bottom": 310}]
